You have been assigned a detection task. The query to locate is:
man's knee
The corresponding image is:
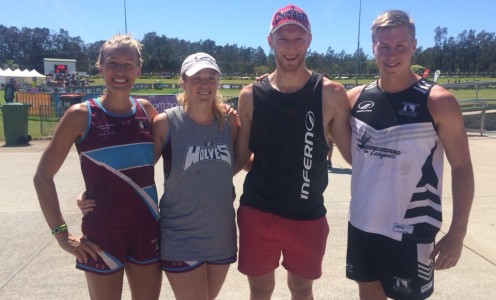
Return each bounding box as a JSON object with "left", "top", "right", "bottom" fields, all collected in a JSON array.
[
  {"left": 287, "top": 273, "right": 313, "bottom": 300},
  {"left": 248, "top": 274, "right": 275, "bottom": 300},
  {"left": 357, "top": 281, "right": 386, "bottom": 300}
]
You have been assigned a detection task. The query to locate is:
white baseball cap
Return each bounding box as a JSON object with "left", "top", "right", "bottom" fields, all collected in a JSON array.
[{"left": 181, "top": 52, "right": 221, "bottom": 76}]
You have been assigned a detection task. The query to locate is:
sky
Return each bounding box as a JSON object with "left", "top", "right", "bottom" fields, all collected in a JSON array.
[{"left": 2, "top": 0, "right": 495, "bottom": 58}]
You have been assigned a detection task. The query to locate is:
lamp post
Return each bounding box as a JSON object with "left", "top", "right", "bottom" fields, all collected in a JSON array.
[
  {"left": 449, "top": 53, "right": 452, "bottom": 77},
  {"left": 124, "top": 0, "right": 128, "bottom": 34},
  {"left": 446, "top": 52, "right": 452, "bottom": 77},
  {"left": 355, "top": 0, "right": 362, "bottom": 86}
]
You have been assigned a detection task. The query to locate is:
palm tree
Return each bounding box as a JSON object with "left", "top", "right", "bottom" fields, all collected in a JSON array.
[{"left": 2, "top": 60, "right": 19, "bottom": 70}]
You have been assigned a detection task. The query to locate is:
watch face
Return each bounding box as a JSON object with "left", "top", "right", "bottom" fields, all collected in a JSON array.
[{"left": 52, "top": 224, "right": 67, "bottom": 235}]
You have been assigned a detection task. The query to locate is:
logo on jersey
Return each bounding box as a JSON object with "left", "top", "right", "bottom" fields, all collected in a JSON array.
[
  {"left": 399, "top": 102, "right": 419, "bottom": 117},
  {"left": 393, "top": 277, "right": 412, "bottom": 295},
  {"left": 346, "top": 263, "right": 354, "bottom": 273},
  {"left": 134, "top": 115, "right": 150, "bottom": 132},
  {"left": 413, "top": 79, "right": 433, "bottom": 94},
  {"left": 356, "top": 132, "right": 401, "bottom": 159},
  {"left": 96, "top": 123, "right": 115, "bottom": 137},
  {"left": 393, "top": 223, "right": 414, "bottom": 234},
  {"left": 183, "top": 143, "right": 231, "bottom": 172},
  {"left": 356, "top": 100, "right": 375, "bottom": 113},
  {"left": 301, "top": 111, "right": 315, "bottom": 200},
  {"left": 421, "top": 281, "right": 433, "bottom": 294}
]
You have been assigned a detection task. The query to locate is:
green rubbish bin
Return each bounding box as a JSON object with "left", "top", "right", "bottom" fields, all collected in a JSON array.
[{"left": 1, "top": 103, "right": 32, "bottom": 145}]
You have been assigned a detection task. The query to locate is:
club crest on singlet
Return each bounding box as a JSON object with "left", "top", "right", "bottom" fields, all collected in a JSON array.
[
  {"left": 398, "top": 102, "right": 419, "bottom": 117},
  {"left": 183, "top": 143, "right": 231, "bottom": 172},
  {"left": 96, "top": 123, "right": 116, "bottom": 137},
  {"left": 356, "top": 132, "right": 401, "bottom": 160}
]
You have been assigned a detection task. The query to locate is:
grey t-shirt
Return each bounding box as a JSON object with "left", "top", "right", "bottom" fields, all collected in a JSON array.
[{"left": 159, "top": 106, "right": 237, "bottom": 261}]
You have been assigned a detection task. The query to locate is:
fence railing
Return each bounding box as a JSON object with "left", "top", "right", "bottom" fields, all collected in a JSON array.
[
  {"left": 0, "top": 91, "right": 492, "bottom": 141},
  {"left": 459, "top": 99, "right": 495, "bottom": 136},
  {"left": 0, "top": 93, "right": 240, "bottom": 141}
]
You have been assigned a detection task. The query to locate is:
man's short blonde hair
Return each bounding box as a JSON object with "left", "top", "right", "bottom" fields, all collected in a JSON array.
[{"left": 371, "top": 10, "right": 416, "bottom": 43}]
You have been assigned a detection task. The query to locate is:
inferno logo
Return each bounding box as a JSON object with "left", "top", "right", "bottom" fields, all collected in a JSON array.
[{"left": 301, "top": 111, "right": 315, "bottom": 199}]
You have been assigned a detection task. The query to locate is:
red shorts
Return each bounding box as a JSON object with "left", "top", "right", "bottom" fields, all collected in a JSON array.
[
  {"left": 237, "top": 205, "right": 329, "bottom": 280},
  {"left": 76, "top": 220, "right": 160, "bottom": 274}
]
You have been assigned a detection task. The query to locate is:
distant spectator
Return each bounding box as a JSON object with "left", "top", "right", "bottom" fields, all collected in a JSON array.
[
  {"left": 326, "top": 134, "right": 334, "bottom": 171},
  {"left": 30, "top": 77, "right": 40, "bottom": 92},
  {"left": 80, "top": 79, "right": 90, "bottom": 86},
  {"left": 4, "top": 78, "right": 18, "bottom": 103},
  {"left": 68, "top": 75, "right": 77, "bottom": 86}
]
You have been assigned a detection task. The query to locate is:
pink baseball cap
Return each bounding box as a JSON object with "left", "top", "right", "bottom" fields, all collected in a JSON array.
[{"left": 270, "top": 4, "right": 311, "bottom": 35}]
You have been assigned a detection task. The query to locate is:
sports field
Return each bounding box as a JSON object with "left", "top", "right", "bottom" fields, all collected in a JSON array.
[
  {"left": 0, "top": 77, "right": 495, "bottom": 141},
  {"left": 89, "top": 76, "right": 496, "bottom": 100}
]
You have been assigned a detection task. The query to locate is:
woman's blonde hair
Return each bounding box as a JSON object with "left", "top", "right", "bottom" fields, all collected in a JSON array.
[
  {"left": 176, "top": 74, "right": 226, "bottom": 130},
  {"left": 371, "top": 10, "right": 416, "bottom": 44},
  {"left": 96, "top": 33, "right": 144, "bottom": 68}
]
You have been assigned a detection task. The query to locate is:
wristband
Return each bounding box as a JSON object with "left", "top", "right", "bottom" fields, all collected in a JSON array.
[{"left": 51, "top": 223, "right": 68, "bottom": 235}]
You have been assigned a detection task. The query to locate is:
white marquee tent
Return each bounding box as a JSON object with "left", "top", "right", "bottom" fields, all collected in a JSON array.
[{"left": 0, "top": 68, "right": 45, "bottom": 86}]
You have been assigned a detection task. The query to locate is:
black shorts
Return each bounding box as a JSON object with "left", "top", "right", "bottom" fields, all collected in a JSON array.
[{"left": 346, "top": 223, "right": 435, "bottom": 300}]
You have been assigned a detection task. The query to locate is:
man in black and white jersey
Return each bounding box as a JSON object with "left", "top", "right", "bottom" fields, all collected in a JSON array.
[
  {"left": 346, "top": 10, "right": 474, "bottom": 300},
  {"left": 233, "top": 4, "right": 352, "bottom": 300}
]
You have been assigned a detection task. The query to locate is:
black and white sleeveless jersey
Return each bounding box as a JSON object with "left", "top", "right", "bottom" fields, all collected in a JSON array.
[
  {"left": 240, "top": 73, "right": 329, "bottom": 220},
  {"left": 350, "top": 78, "right": 444, "bottom": 242}
]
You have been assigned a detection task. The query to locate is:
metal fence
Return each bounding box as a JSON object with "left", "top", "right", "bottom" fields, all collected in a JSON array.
[
  {"left": 0, "top": 94, "right": 240, "bottom": 141},
  {"left": 0, "top": 89, "right": 492, "bottom": 141},
  {"left": 460, "top": 99, "right": 495, "bottom": 136}
]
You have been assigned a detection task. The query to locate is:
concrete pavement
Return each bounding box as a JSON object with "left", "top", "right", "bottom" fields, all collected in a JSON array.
[{"left": 0, "top": 134, "right": 495, "bottom": 299}]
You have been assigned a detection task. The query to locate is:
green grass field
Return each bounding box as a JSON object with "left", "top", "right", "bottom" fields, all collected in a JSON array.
[
  {"left": 135, "top": 87, "right": 495, "bottom": 100},
  {"left": 125, "top": 77, "right": 496, "bottom": 100},
  {"left": 1, "top": 76, "right": 495, "bottom": 141}
]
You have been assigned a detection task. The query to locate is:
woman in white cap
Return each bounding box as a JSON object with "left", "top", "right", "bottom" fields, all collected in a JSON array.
[{"left": 153, "top": 52, "right": 238, "bottom": 299}]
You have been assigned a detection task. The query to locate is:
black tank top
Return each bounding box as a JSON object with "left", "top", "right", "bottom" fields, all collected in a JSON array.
[{"left": 240, "top": 73, "right": 329, "bottom": 220}]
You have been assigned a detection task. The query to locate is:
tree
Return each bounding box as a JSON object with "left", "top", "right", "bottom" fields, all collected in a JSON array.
[
  {"left": 254, "top": 65, "right": 269, "bottom": 76},
  {"left": 434, "top": 26, "right": 448, "bottom": 47},
  {"left": 306, "top": 50, "right": 325, "bottom": 73},
  {"left": 1, "top": 24, "right": 495, "bottom": 77},
  {"left": 253, "top": 47, "right": 267, "bottom": 72},
  {"left": 411, "top": 64, "right": 426, "bottom": 75},
  {"left": 86, "top": 40, "right": 105, "bottom": 74},
  {"left": 0, "top": 26, "right": 22, "bottom": 68},
  {"left": 2, "top": 59, "right": 18, "bottom": 70},
  {"left": 354, "top": 48, "right": 368, "bottom": 76},
  {"left": 200, "top": 39, "right": 217, "bottom": 56}
]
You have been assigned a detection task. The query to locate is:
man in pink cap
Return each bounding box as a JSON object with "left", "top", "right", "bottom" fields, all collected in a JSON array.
[{"left": 234, "top": 4, "right": 352, "bottom": 299}]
